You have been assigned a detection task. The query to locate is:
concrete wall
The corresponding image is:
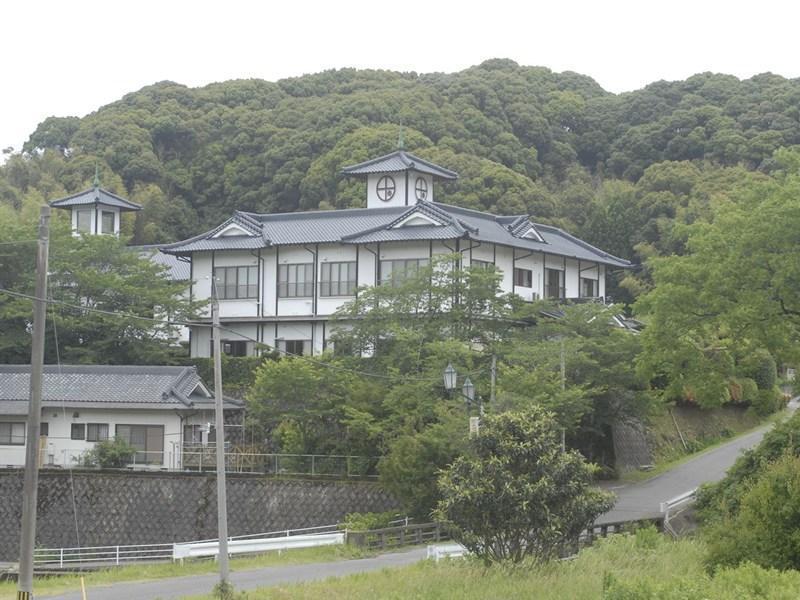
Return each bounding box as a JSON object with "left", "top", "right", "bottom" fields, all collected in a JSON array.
[{"left": 0, "top": 469, "right": 398, "bottom": 560}]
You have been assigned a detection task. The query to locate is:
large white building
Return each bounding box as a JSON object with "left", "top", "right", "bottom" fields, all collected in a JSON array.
[{"left": 161, "top": 150, "right": 630, "bottom": 358}]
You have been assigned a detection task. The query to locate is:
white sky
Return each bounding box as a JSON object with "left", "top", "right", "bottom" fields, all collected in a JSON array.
[{"left": 3, "top": 0, "right": 799, "bottom": 156}]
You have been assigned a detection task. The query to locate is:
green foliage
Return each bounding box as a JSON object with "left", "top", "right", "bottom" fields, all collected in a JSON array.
[
  {"left": 704, "top": 454, "right": 800, "bottom": 570},
  {"left": 211, "top": 580, "right": 243, "bottom": 600},
  {"left": 80, "top": 437, "right": 136, "bottom": 468},
  {"left": 697, "top": 410, "right": 800, "bottom": 521},
  {"left": 339, "top": 511, "right": 398, "bottom": 532},
  {"left": 434, "top": 407, "right": 614, "bottom": 564},
  {"left": 182, "top": 355, "right": 277, "bottom": 397}
]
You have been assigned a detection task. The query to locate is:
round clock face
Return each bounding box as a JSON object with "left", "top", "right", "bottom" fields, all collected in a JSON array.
[
  {"left": 415, "top": 177, "right": 428, "bottom": 201},
  {"left": 376, "top": 176, "right": 396, "bottom": 202}
]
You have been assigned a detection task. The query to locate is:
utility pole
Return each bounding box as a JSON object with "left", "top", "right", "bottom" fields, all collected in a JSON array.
[
  {"left": 17, "top": 206, "right": 50, "bottom": 600},
  {"left": 211, "top": 289, "right": 230, "bottom": 586},
  {"left": 489, "top": 354, "right": 496, "bottom": 405},
  {"left": 560, "top": 338, "right": 566, "bottom": 453}
]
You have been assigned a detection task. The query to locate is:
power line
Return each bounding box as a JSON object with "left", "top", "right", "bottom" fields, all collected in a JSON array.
[{"left": 0, "top": 286, "right": 488, "bottom": 384}]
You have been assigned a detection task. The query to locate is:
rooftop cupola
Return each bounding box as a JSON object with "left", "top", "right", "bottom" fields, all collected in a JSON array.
[
  {"left": 49, "top": 166, "right": 141, "bottom": 236},
  {"left": 341, "top": 137, "right": 458, "bottom": 209}
]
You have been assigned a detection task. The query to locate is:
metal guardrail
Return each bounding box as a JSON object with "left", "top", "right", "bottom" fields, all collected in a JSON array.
[
  {"left": 427, "top": 543, "right": 466, "bottom": 561},
  {"left": 660, "top": 488, "right": 697, "bottom": 537},
  {"left": 173, "top": 532, "right": 344, "bottom": 561}
]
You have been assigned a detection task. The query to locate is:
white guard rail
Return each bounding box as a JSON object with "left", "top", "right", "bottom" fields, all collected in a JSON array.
[
  {"left": 173, "top": 531, "right": 344, "bottom": 561},
  {"left": 659, "top": 487, "right": 697, "bottom": 514},
  {"left": 426, "top": 543, "right": 467, "bottom": 562}
]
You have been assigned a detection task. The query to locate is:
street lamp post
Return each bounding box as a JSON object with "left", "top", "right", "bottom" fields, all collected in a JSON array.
[{"left": 443, "top": 364, "right": 483, "bottom": 431}]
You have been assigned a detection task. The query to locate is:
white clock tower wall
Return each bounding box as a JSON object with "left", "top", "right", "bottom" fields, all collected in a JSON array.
[{"left": 365, "top": 171, "right": 434, "bottom": 209}]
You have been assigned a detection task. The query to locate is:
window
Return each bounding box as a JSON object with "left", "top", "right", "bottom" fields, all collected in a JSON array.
[
  {"left": 580, "top": 277, "right": 597, "bottom": 298},
  {"left": 278, "top": 263, "right": 314, "bottom": 298},
  {"left": 0, "top": 422, "right": 25, "bottom": 445},
  {"left": 101, "top": 211, "right": 115, "bottom": 234},
  {"left": 71, "top": 423, "right": 86, "bottom": 440},
  {"left": 40, "top": 422, "right": 48, "bottom": 437},
  {"left": 87, "top": 423, "right": 109, "bottom": 442},
  {"left": 380, "top": 258, "right": 429, "bottom": 287},
  {"left": 223, "top": 340, "right": 247, "bottom": 356},
  {"left": 320, "top": 261, "right": 356, "bottom": 296},
  {"left": 545, "top": 268, "right": 565, "bottom": 299},
  {"left": 471, "top": 260, "right": 494, "bottom": 270},
  {"left": 76, "top": 209, "right": 91, "bottom": 233},
  {"left": 183, "top": 424, "right": 204, "bottom": 445},
  {"left": 213, "top": 266, "right": 258, "bottom": 300},
  {"left": 116, "top": 424, "right": 164, "bottom": 465},
  {"left": 513, "top": 267, "right": 533, "bottom": 288},
  {"left": 278, "top": 339, "right": 310, "bottom": 356},
  {"left": 376, "top": 176, "right": 396, "bottom": 202}
]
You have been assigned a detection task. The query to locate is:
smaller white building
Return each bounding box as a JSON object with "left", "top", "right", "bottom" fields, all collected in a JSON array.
[{"left": 0, "top": 365, "right": 242, "bottom": 470}]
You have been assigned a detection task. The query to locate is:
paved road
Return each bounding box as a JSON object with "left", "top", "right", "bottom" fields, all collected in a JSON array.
[
  {"left": 41, "top": 548, "right": 428, "bottom": 600},
  {"left": 597, "top": 402, "right": 796, "bottom": 524},
  {"left": 40, "top": 405, "right": 794, "bottom": 599}
]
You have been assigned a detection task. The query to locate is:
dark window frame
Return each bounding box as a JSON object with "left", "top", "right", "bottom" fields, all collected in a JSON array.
[
  {"left": 376, "top": 175, "right": 396, "bottom": 202},
  {"left": 71, "top": 423, "right": 86, "bottom": 440},
  {"left": 278, "top": 263, "right": 314, "bottom": 298},
  {"left": 100, "top": 211, "right": 115, "bottom": 234},
  {"left": 115, "top": 424, "right": 165, "bottom": 465},
  {"left": 86, "top": 423, "right": 110, "bottom": 442},
  {"left": 75, "top": 209, "right": 92, "bottom": 233},
  {"left": 379, "top": 258, "right": 429, "bottom": 287},
  {"left": 213, "top": 265, "right": 258, "bottom": 300},
  {"left": 580, "top": 277, "right": 597, "bottom": 298},
  {"left": 0, "top": 422, "right": 25, "bottom": 446},
  {"left": 414, "top": 177, "right": 428, "bottom": 201},
  {"left": 514, "top": 267, "right": 533, "bottom": 288},
  {"left": 320, "top": 261, "right": 356, "bottom": 297},
  {"left": 471, "top": 260, "right": 494, "bottom": 270},
  {"left": 279, "top": 339, "right": 310, "bottom": 356}
]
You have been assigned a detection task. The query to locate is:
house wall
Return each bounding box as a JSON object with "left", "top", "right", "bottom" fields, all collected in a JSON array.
[
  {"left": 185, "top": 240, "right": 607, "bottom": 357},
  {"left": 70, "top": 206, "right": 121, "bottom": 236},
  {"left": 0, "top": 409, "right": 229, "bottom": 469}
]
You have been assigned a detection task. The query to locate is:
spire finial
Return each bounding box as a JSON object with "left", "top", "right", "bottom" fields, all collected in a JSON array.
[
  {"left": 397, "top": 123, "right": 405, "bottom": 151},
  {"left": 93, "top": 163, "right": 100, "bottom": 188}
]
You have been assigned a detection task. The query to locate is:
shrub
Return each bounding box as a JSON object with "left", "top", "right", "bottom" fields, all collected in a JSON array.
[
  {"left": 340, "top": 511, "right": 399, "bottom": 532},
  {"left": 80, "top": 437, "right": 136, "bottom": 468},
  {"left": 434, "top": 407, "right": 614, "bottom": 564},
  {"left": 705, "top": 454, "right": 800, "bottom": 570}
]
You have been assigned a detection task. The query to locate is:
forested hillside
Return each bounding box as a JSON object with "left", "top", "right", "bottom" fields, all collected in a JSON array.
[{"left": 3, "top": 58, "right": 799, "bottom": 277}]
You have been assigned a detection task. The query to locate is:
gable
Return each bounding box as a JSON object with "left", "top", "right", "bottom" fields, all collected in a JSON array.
[
  {"left": 214, "top": 224, "right": 253, "bottom": 238},
  {"left": 392, "top": 213, "right": 444, "bottom": 228}
]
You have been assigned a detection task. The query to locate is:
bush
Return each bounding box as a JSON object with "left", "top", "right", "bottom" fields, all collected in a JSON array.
[
  {"left": 434, "top": 407, "right": 614, "bottom": 564},
  {"left": 340, "top": 511, "right": 399, "bottom": 532},
  {"left": 697, "top": 409, "right": 800, "bottom": 521},
  {"left": 705, "top": 454, "right": 800, "bottom": 570},
  {"left": 739, "top": 350, "right": 778, "bottom": 391},
  {"left": 80, "top": 437, "right": 136, "bottom": 468}
]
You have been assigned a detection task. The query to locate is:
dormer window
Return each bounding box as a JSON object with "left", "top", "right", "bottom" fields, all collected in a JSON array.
[
  {"left": 101, "top": 211, "right": 115, "bottom": 234},
  {"left": 76, "top": 209, "right": 92, "bottom": 233}
]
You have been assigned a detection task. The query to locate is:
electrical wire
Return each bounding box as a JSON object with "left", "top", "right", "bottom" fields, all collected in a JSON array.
[{"left": 0, "top": 286, "right": 489, "bottom": 383}]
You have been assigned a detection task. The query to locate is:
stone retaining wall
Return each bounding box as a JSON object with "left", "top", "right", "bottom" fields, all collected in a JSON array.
[{"left": 0, "top": 469, "right": 398, "bottom": 560}]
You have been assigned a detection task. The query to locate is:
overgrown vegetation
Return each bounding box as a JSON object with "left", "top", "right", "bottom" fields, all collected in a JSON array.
[{"left": 80, "top": 437, "right": 137, "bottom": 468}]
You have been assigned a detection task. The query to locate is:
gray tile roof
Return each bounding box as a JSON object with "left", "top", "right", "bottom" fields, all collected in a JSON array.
[
  {"left": 162, "top": 202, "right": 630, "bottom": 268},
  {"left": 49, "top": 187, "right": 142, "bottom": 212},
  {"left": 130, "top": 246, "right": 191, "bottom": 281},
  {"left": 0, "top": 365, "right": 242, "bottom": 413},
  {"left": 341, "top": 151, "right": 458, "bottom": 180}
]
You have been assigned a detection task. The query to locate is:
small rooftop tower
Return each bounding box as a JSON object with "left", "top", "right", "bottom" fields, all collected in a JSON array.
[
  {"left": 49, "top": 166, "right": 141, "bottom": 236},
  {"left": 341, "top": 137, "right": 458, "bottom": 209}
]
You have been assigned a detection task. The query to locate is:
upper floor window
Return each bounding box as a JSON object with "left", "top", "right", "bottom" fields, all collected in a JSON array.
[
  {"left": 472, "top": 260, "right": 494, "bottom": 270},
  {"left": 101, "top": 211, "right": 115, "bottom": 234},
  {"left": 278, "top": 263, "right": 314, "bottom": 298},
  {"left": 87, "top": 423, "right": 110, "bottom": 442},
  {"left": 214, "top": 266, "right": 258, "bottom": 300},
  {"left": 320, "top": 261, "right": 356, "bottom": 297},
  {"left": 580, "top": 277, "right": 597, "bottom": 298},
  {"left": 0, "top": 422, "right": 25, "bottom": 446},
  {"left": 278, "top": 339, "right": 310, "bottom": 356},
  {"left": 380, "top": 258, "right": 429, "bottom": 287},
  {"left": 76, "top": 209, "right": 91, "bottom": 233},
  {"left": 514, "top": 267, "right": 533, "bottom": 288}
]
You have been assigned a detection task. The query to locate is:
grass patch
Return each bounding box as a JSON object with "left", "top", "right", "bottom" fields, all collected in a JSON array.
[
  {"left": 181, "top": 530, "right": 800, "bottom": 600},
  {"left": 0, "top": 545, "right": 370, "bottom": 600}
]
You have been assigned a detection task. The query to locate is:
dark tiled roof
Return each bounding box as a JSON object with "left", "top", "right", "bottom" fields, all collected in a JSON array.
[
  {"left": 49, "top": 187, "right": 142, "bottom": 212},
  {"left": 162, "top": 202, "right": 630, "bottom": 268},
  {"left": 341, "top": 151, "right": 458, "bottom": 180},
  {"left": 130, "top": 246, "right": 191, "bottom": 281},
  {"left": 0, "top": 365, "right": 242, "bottom": 412}
]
